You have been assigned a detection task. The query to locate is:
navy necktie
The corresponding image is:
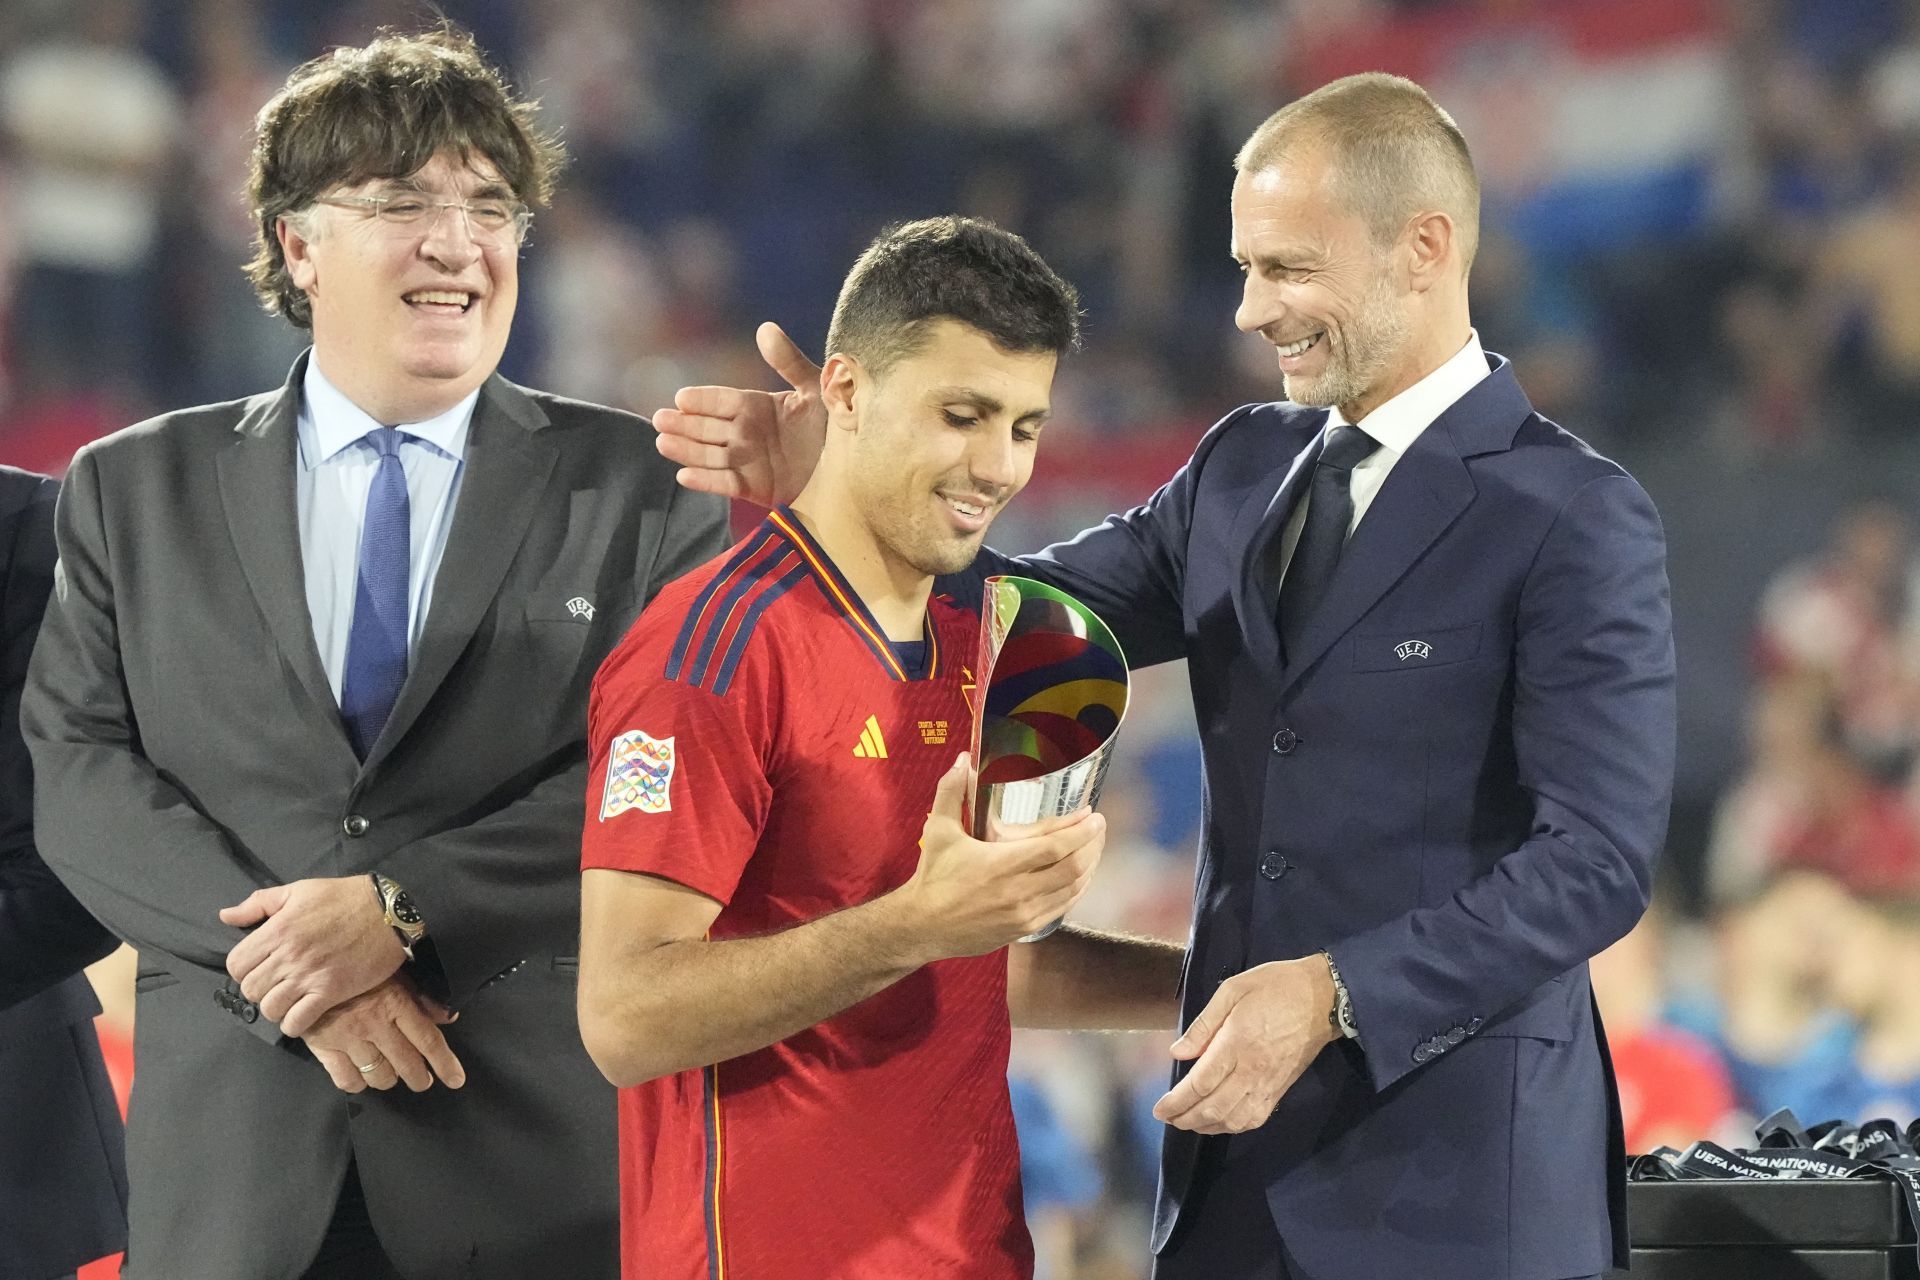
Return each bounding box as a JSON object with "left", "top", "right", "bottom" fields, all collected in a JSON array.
[
  {"left": 1278, "top": 424, "right": 1379, "bottom": 661},
  {"left": 341, "top": 428, "right": 412, "bottom": 759}
]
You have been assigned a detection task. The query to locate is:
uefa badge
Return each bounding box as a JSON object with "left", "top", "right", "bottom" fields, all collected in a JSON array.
[{"left": 600, "top": 729, "right": 676, "bottom": 820}]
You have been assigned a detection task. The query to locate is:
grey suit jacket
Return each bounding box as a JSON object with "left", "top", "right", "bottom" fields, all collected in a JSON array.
[{"left": 21, "top": 355, "right": 729, "bottom": 1280}]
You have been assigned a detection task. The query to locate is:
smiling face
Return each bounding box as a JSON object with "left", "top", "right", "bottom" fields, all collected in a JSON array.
[
  {"left": 1231, "top": 151, "right": 1416, "bottom": 420},
  {"left": 279, "top": 149, "right": 519, "bottom": 424},
  {"left": 835, "top": 318, "right": 1056, "bottom": 578}
]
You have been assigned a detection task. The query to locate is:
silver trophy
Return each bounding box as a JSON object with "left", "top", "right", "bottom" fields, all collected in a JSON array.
[{"left": 966, "top": 576, "right": 1129, "bottom": 940}]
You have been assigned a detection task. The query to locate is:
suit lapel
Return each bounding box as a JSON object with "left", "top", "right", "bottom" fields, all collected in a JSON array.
[
  {"left": 1231, "top": 415, "right": 1327, "bottom": 669},
  {"left": 1277, "top": 430, "right": 1476, "bottom": 691},
  {"left": 216, "top": 360, "right": 353, "bottom": 756},
  {"left": 1267, "top": 355, "right": 1536, "bottom": 690},
  {"left": 362, "top": 375, "right": 556, "bottom": 770},
  {"left": 1272, "top": 356, "right": 1541, "bottom": 691}
]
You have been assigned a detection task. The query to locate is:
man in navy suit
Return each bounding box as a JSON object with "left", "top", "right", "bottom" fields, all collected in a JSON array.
[
  {"left": 655, "top": 71, "right": 1674, "bottom": 1280},
  {"left": 0, "top": 466, "right": 128, "bottom": 1280}
]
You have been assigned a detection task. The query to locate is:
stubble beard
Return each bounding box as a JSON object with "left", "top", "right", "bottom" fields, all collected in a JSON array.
[
  {"left": 1281, "top": 274, "right": 1412, "bottom": 413},
  {"left": 865, "top": 486, "right": 988, "bottom": 579}
]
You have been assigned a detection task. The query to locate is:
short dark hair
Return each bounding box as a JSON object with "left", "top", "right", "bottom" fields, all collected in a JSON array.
[
  {"left": 825, "top": 216, "right": 1082, "bottom": 377},
  {"left": 245, "top": 26, "right": 567, "bottom": 328}
]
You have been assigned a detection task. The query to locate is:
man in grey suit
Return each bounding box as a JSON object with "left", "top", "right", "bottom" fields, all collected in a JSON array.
[{"left": 21, "top": 28, "right": 727, "bottom": 1280}]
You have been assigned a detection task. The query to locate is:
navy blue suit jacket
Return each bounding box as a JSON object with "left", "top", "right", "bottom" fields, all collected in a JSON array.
[
  {"left": 0, "top": 466, "right": 128, "bottom": 1279},
  {"left": 961, "top": 357, "right": 1674, "bottom": 1280}
]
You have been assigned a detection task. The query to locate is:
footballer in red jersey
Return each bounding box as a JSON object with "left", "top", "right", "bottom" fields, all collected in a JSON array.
[{"left": 580, "top": 218, "right": 1181, "bottom": 1280}]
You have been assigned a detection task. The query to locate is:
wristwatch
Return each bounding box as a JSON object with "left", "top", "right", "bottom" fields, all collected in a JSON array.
[
  {"left": 1323, "top": 951, "right": 1360, "bottom": 1041},
  {"left": 370, "top": 872, "right": 427, "bottom": 960}
]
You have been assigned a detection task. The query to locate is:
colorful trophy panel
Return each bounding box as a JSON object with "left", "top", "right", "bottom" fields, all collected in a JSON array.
[{"left": 967, "top": 577, "right": 1129, "bottom": 859}]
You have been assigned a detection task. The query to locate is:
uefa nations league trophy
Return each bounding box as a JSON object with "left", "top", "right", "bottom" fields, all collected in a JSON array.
[{"left": 966, "top": 576, "right": 1129, "bottom": 940}]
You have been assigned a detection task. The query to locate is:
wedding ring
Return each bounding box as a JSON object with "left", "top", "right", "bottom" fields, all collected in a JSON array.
[{"left": 358, "top": 1061, "right": 381, "bottom": 1074}]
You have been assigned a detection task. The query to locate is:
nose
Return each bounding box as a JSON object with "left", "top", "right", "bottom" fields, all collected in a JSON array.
[
  {"left": 1235, "top": 273, "right": 1273, "bottom": 335},
  {"left": 418, "top": 202, "right": 482, "bottom": 268},
  {"left": 970, "top": 426, "right": 1018, "bottom": 492}
]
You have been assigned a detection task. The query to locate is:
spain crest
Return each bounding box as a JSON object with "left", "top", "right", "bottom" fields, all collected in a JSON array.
[{"left": 600, "top": 729, "right": 675, "bottom": 820}]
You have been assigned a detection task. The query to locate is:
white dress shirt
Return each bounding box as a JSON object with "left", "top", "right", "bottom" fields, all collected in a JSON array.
[
  {"left": 294, "top": 357, "right": 476, "bottom": 703},
  {"left": 1275, "top": 330, "right": 1490, "bottom": 590}
]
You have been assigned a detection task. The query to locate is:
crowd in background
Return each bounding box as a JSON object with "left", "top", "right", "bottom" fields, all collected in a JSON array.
[{"left": 11, "top": 0, "right": 1920, "bottom": 1275}]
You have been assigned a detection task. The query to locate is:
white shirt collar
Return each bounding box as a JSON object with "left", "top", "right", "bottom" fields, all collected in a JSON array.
[
  {"left": 1327, "top": 329, "right": 1489, "bottom": 457},
  {"left": 298, "top": 355, "right": 478, "bottom": 468}
]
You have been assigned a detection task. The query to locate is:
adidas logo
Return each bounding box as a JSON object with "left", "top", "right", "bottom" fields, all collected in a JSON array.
[{"left": 851, "top": 715, "right": 888, "bottom": 759}]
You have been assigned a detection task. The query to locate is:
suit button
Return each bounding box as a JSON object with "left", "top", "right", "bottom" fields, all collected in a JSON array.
[
  {"left": 214, "top": 990, "right": 233, "bottom": 1011},
  {"left": 1259, "top": 851, "right": 1289, "bottom": 880},
  {"left": 1271, "top": 728, "right": 1298, "bottom": 755},
  {"left": 1412, "top": 1044, "right": 1431, "bottom": 1064},
  {"left": 1466, "top": 1016, "right": 1484, "bottom": 1033},
  {"left": 240, "top": 1002, "right": 260, "bottom": 1024},
  {"left": 343, "top": 814, "right": 370, "bottom": 838},
  {"left": 1446, "top": 1027, "right": 1466, "bottom": 1045}
]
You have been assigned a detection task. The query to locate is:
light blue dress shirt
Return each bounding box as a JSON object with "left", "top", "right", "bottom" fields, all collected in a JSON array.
[{"left": 295, "top": 357, "right": 477, "bottom": 705}]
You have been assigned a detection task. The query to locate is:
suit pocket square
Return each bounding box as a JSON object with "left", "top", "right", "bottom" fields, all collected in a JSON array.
[{"left": 1351, "top": 622, "right": 1483, "bottom": 672}]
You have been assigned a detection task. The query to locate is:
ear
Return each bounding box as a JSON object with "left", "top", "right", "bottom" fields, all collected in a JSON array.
[
  {"left": 820, "top": 353, "right": 863, "bottom": 431},
  {"left": 1403, "top": 210, "right": 1455, "bottom": 293},
  {"left": 277, "top": 215, "right": 320, "bottom": 296}
]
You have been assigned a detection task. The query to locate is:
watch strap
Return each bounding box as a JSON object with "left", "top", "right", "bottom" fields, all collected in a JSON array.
[{"left": 1324, "top": 951, "right": 1360, "bottom": 1041}]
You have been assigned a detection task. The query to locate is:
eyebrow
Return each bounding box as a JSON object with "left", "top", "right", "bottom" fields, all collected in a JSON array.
[
  {"left": 382, "top": 175, "right": 515, "bottom": 200},
  {"left": 932, "top": 387, "right": 1051, "bottom": 426},
  {"left": 1232, "top": 245, "right": 1319, "bottom": 268}
]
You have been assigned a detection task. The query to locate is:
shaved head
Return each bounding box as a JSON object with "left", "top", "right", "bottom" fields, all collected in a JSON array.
[{"left": 1236, "top": 72, "right": 1480, "bottom": 274}]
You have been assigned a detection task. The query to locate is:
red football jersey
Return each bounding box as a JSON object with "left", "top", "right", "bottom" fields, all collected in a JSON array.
[{"left": 582, "top": 508, "right": 1032, "bottom": 1280}]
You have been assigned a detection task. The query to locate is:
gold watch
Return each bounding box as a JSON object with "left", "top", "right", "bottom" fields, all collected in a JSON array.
[{"left": 370, "top": 872, "right": 427, "bottom": 960}]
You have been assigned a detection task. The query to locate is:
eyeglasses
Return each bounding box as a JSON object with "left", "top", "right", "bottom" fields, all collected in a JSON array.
[{"left": 314, "top": 190, "right": 532, "bottom": 246}]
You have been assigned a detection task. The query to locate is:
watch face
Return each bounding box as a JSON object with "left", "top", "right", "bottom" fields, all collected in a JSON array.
[{"left": 390, "top": 893, "right": 424, "bottom": 926}]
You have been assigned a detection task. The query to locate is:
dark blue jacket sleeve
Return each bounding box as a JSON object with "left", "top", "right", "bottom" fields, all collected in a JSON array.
[
  {"left": 1330, "top": 473, "right": 1676, "bottom": 1091},
  {"left": 0, "top": 474, "right": 118, "bottom": 1010}
]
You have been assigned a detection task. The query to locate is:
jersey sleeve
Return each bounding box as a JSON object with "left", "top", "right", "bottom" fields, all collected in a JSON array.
[{"left": 581, "top": 626, "right": 775, "bottom": 907}]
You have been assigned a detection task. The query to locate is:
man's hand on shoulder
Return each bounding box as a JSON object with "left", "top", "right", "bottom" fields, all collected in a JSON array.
[
  {"left": 220, "top": 875, "right": 408, "bottom": 1036},
  {"left": 652, "top": 322, "right": 826, "bottom": 506},
  {"left": 1151, "top": 955, "right": 1340, "bottom": 1134},
  {"left": 302, "top": 974, "right": 464, "bottom": 1094}
]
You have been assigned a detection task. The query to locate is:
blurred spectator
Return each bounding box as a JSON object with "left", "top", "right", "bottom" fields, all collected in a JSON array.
[
  {"left": 1752, "top": 502, "right": 1920, "bottom": 777},
  {"left": 176, "top": 0, "right": 302, "bottom": 402},
  {"left": 1009, "top": 1069, "right": 1102, "bottom": 1280},
  {"left": 528, "top": 194, "right": 669, "bottom": 409},
  {"left": 1710, "top": 280, "right": 1822, "bottom": 456},
  {"left": 1675, "top": 871, "right": 1865, "bottom": 1124},
  {"left": 1707, "top": 675, "right": 1920, "bottom": 901},
  {"left": 0, "top": 0, "right": 180, "bottom": 401},
  {"left": 1589, "top": 907, "right": 1738, "bottom": 1152},
  {"left": 1468, "top": 228, "right": 1599, "bottom": 428},
  {"left": 1813, "top": 139, "right": 1920, "bottom": 433},
  {"left": 1750, "top": 62, "right": 1884, "bottom": 230},
  {"left": 1829, "top": 896, "right": 1920, "bottom": 1122}
]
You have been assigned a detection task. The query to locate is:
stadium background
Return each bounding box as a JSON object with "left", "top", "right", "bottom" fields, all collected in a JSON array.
[{"left": 8, "top": 0, "right": 1920, "bottom": 1275}]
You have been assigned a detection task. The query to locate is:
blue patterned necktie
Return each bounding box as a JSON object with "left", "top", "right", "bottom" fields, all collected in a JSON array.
[
  {"left": 1278, "top": 424, "right": 1379, "bottom": 661},
  {"left": 341, "top": 427, "right": 412, "bottom": 759}
]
